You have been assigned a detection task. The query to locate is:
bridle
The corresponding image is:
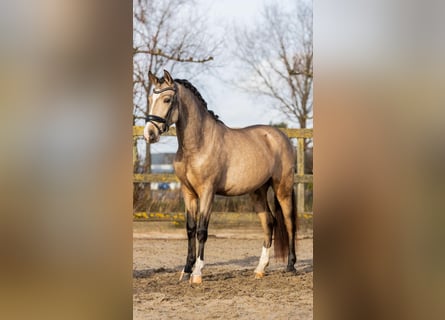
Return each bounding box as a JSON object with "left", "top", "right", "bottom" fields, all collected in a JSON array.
[{"left": 145, "top": 84, "right": 177, "bottom": 134}]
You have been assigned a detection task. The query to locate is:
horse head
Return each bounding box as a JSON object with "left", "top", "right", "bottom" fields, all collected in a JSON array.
[{"left": 144, "top": 70, "right": 179, "bottom": 143}]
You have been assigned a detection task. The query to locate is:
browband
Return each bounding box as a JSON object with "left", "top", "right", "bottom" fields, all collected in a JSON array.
[{"left": 153, "top": 87, "right": 175, "bottom": 94}]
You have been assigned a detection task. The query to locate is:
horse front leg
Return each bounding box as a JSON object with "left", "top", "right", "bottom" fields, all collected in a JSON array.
[
  {"left": 179, "top": 187, "right": 198, "bottom": 282},
  {"left": 190, "top": 190, "right": 214, "bottom": 285}
]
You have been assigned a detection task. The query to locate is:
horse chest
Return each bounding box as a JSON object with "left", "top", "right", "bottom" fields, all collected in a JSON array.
[{"left": 174, "top": 158, "right": 217, "bottom": 188}]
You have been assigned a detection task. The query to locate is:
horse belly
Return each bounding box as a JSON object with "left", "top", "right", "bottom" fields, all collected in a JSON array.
[{"left": 217, "top": 164, "right": 271, "bottom": 196}]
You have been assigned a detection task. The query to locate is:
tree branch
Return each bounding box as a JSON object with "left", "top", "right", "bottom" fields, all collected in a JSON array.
[{"left": 134, "top": 49, "right": 213, "bottom": 64}]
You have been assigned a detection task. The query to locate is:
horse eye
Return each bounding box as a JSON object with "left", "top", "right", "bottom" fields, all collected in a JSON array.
[{"left": 164, "top": 97, "right": 171, "bottom": 103}]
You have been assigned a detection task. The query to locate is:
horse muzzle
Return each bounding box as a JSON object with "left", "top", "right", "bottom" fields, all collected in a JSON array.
[{"left": 144, "top": 123, "right": 161, "bottom": 144}]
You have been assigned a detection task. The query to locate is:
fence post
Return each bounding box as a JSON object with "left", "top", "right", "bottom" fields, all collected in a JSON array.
[
  {"left": 133, "top": 136, "right": 138, "bottom": 171},
  {"left": 296, "top": 137, "right": 305, "bottom": 214}
]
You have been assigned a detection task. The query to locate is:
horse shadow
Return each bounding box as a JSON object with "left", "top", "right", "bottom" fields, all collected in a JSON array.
[
  {"left": 133, "top": 266, "right": 181, "bottom": 279},
  {"left": 206, "top": 255, "right": 260, "bottom": 268},
  {"left": 296, "top": 258, "right": 313, "bottom": 274},
  {"left": 133, "top": 257, "right": 313, "bottom": 279}
]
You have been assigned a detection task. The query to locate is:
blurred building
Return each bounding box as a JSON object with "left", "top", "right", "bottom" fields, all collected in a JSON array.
[{"left": 150, "top": 153, "right": 180, "bottom": 190}]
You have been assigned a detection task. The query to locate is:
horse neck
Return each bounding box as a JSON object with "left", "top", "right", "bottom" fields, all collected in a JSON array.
[{"left": 176, "top": 88, "right": 213, "bottom": 152}]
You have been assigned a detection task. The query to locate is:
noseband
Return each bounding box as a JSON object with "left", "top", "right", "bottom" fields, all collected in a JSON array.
[{"left": 146, "top": 84, "right": 177, "bottom": 134}]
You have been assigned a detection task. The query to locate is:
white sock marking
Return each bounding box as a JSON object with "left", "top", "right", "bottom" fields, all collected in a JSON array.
[
  {"left": 192, "top": 257, "right": 205, "bottom": 276},
  {"left": 254, "top": 246, "right": 270, "bottom": 274}
]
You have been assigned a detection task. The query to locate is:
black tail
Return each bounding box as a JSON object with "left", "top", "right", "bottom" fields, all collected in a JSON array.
[
  {"left": 273, "top": 188, "right": 298, "bottom": 261},
  {"left": 273, "top": 195, "right": 289, "bottom": 261}
]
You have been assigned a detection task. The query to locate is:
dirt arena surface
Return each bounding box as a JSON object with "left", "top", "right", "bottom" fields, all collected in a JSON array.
[{"left": 133, "top": 221, "right": 313, "bottom": 319}]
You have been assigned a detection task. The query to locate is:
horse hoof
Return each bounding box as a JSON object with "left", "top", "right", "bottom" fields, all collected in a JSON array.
[
  {"left": 179, "top": 271, "right": 191, "bottom": 281},
  {"left": 190, "top": 275, "right": 202, "bottom": 285},
  {"left": 286, "top": 266, "right": 297, "bottom": 274},
  {"left": 254, "top": 272, "right": 265, "bottom": 279}
]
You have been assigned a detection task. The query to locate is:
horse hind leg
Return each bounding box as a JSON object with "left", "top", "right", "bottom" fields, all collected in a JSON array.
[
  {"left": 274, "top": 182, "right": 297, "bottom": 274},
  {"left": 250, "top": 185, "right": 274, "bottom": 279}
]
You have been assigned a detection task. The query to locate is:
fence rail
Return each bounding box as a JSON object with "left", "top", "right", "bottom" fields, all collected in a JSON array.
[{"left": 133, "top": 126, "right": 313, "bottom": 215}]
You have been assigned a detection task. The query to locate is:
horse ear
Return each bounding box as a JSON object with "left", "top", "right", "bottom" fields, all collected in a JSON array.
[
  {"left": 148, "top": 71, "right": 158, "bottom": 85},
  {"left": 163, "top": 70, "right": 174, "bottom": 85}
]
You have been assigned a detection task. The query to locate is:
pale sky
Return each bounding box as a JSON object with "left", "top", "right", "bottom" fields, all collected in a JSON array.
[{"left": 146, "top": 0, "right": 301, "bottom": 154}]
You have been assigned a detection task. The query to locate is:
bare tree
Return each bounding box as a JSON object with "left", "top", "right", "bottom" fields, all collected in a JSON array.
[
  {"left": 133, "top": 0, "right": 219, "bottom": 211},
  {"left": 233, "top": 1, "right": 313, "bottom": 130},
  {"left": 133, "top": 0, "right": 218, "bottom": 124}
]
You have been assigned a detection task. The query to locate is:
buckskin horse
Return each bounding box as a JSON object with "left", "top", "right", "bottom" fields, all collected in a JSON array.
[{"left": 144, "top": 70, "right": 297, "bottom": 284}]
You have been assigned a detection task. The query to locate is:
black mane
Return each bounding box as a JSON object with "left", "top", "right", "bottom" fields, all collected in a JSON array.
[{"left": 167, "top": 78, "right": 222, "bottom": 123}]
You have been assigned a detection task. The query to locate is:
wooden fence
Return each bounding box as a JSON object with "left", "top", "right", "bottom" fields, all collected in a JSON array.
[{"left": 133, "top": 126, "right": 313, "bottom": 215}]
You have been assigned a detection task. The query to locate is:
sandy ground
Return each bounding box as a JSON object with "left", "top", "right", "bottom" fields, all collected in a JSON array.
[{"left": 133, "top": 221, "right": 313, "bottom": 320}]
